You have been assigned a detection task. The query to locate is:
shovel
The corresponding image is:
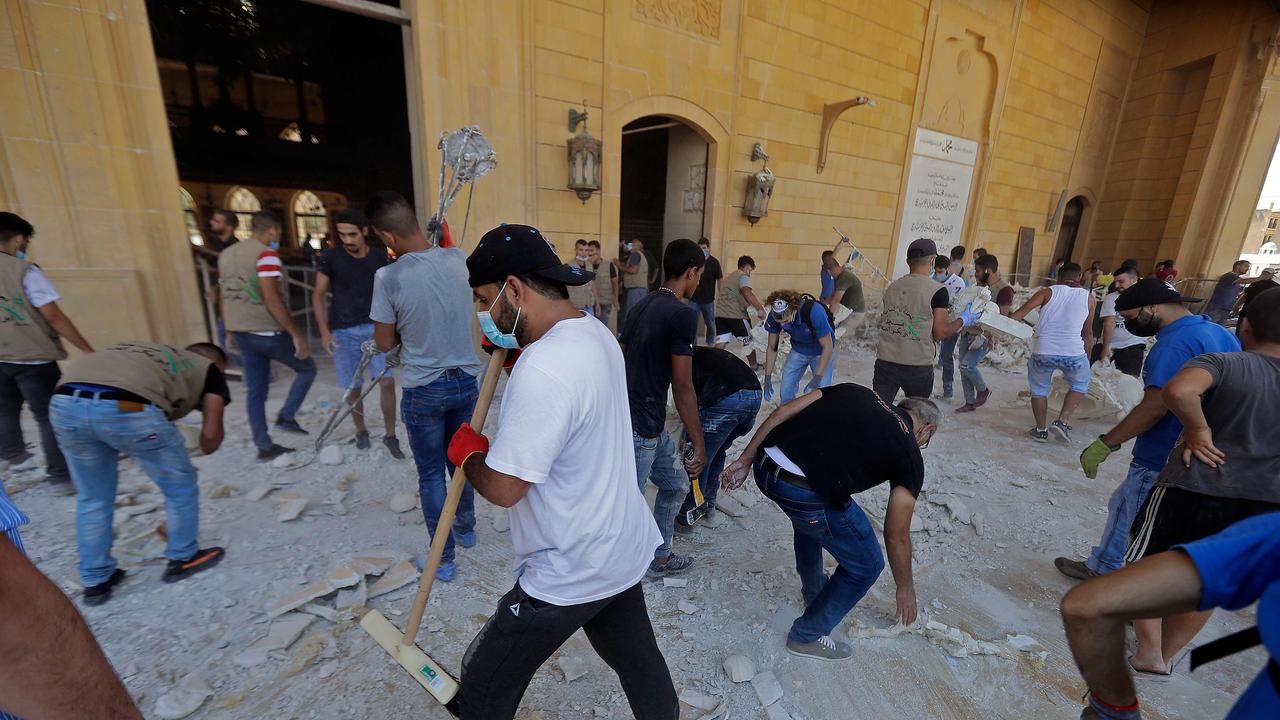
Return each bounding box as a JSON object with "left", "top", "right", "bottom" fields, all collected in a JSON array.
[{"left": 360, "top": 348, "right": 506, "bottom": 716}]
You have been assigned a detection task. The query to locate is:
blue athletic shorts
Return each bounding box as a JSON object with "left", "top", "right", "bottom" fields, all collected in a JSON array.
[
  {"left": 333, "top": 324, "right": 388, "bottom": 389},
  {"left": 1027, "top": 353, "right": 1090, "bottom": 397}
]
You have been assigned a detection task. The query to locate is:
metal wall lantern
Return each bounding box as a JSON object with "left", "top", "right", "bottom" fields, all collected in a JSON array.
[
  {"left": 743, "top": 142, "right": 774, "bottom": 225},
  {"left": 567, "top": 103, "right": 601, "bottom": 203}
]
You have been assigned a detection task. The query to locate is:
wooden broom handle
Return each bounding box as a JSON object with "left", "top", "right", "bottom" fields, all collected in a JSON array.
[{"left": 400, "top": 348, "right": 507, "bottom": 646}]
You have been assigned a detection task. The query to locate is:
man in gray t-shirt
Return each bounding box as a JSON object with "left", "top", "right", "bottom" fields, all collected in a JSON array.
[{"left": 366, "top": 191, "right": 483, "bottom": 582}]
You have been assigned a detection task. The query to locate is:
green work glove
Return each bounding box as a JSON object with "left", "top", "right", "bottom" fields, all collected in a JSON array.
[{"left": 1079, "top": 437, "right": 1118, "bottom": 479}]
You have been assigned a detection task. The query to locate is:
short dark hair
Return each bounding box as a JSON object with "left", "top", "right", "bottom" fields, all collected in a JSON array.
[
  {"left": 663, "top": 238, "right": 705, "bottom": 279},
  {"left": 365, "top": 191, "right": 420, "bottom": 238},
  {"left": 975, "top": 254, "right": 999, "bottom": 271},
  {"left": 1161, "top": 259, "right": 1175, "bottom": 267},
  {"left": 587, "top": 240, "right": 601, "bottom": 249},
  {"left": 698, "top": 237, "right": 710, "bottom": 247},
  {"left": 185, "top": 342, "right": 227, "bottom": 365},
  {"left": 1114, "top": 265, "right": 1138, "bottom": 279},
  {"left": 974, "top": 247, "right": 987, "bottom": 257},
  {"left": 934, "top": 256, "right": 951, "bottom": 270},
  {"left": 1246, "top": 286, "right": 1280, "bottom": 343},
  {"left": 737, "top": 255, "right": 755, "bottom": 270},
  {"left": 517, "top": 272, "right": 568, "bottom": 300},
  {"left": 1233, "top": 259, "right": 1251, "bottom": 270},
  {"left": 821, "top": 250, "right": 834, "bottom": 263},
  {"left": 0, "top": 212, "right": 34, "bottom": 244},
  {"left": 950, "top": 246, "right": 965, "bottom": 261},
  {"left": 575, "top": 238, "right": 588, "bottom": 246},
  {"left": 1059, "top": 262, "right": 1083, "bottom": 281},
  {"left": 1121, "top": 258, "right": 1139, "bottom": 269},
  {"left": 212, "top": 209, "right": 238, "bottom": 228},
  {"left": 250, "top": 210, "right": 281, "bottom": 234}
]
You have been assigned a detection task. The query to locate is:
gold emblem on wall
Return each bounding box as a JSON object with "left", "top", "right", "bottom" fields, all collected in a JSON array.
[{"left": 633, "top": 0, "right": 722, "bottom": 40}]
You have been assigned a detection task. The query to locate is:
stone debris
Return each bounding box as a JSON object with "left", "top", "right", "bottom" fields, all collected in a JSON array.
[
  {"left": 270, "top": 452, "right": 296, "bottom": 469},
  {"left": 909, "top": 513, "right": 925, "bottom": 533},
  {"left": 389, "top": 492, "right": 419, "bottom": 514},
  {"left": 765, "top": 703, "right": 793, "bottom": 720},
  {"left": 752, "top": 670, "right": 784, "bottom": 707},
  {"left": 1006, "top": 634, "right": 1043, "bottom": 652},
  {"left": 677, "top": 599, "right": 701, "bottom": 615},
  {"left": 1010, "top": 478, "right": 1031, "bottom": 488},
  {"left": 723, "top": 654, "right": 756, "bottom": 683},
  {"left": 275, "top": 496, "right": 307, "bottom": 522},
  {"left": 944, "top": 499, "right": 972, "bottom": 525},
  {"left": 663, "top": 577, "right": 688, "bottom": 588},
  {"left": 349, "top": 552, "right": 397, "bottom": 576},
  {"left": 318, "top": 444, "right": 344, "bottom": 465},
  {"left": 300, "top": 602, "right": 341, "bottom": 622},
  {"left": 154, "top": 672, "right": 213, "bottom": 719},
  {"left": 245, "top": 484, "right": 275, "bottom": 502},
  {"left": 850, "top": 620, "right": 1017, "bottom": 660},
  {"left": 368, "top": 559, "right": 417, "bottom": 598},
  {"left": 335, "top": 577, "right": 368, "bottom": 610},
  {"left": 492, "top": 509, "right": 511, "bottom": 533},
  {"left": 557, "top": 653, "right": 590, "bottom": 682},
  {"left": 234, "top": 613, "right": 314, "bottom": 667},
  {"left": 268, "top": 565, "right": 362, "bottom": 617},
  {"left": 678, "top": 688, "right": 720, "bottom": 711},
  {"left": 208, "top": 484, "right": 235, "bottom": 499}
]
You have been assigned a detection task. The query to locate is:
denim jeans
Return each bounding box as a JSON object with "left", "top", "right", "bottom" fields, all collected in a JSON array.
[
  {"left": 938, "top": 334, "right": 959, "bottom": 395},
  {"left": 0, "top": 360, "right": 67, "bottom": 477},
  {"left": 633, "top": 430, "right": 686, "bottom": 560},
  {"left": 49, "top": 395, "right": 200, "bottom": 586},
  {"left": 1028, "top": 353, "right": 1091, "bottom": 396},
  {"left": 679, "top": 389, "right": 762, "bottom": 518},
  {"left": 754, "top": 457, "right": 884, "bottom": 644},
  {"left": 957, "top": 333, "right": 990, "bottom": 405},
  {"left": 619, "top": 287, "right": 648, "bottom": 334},
  {"left": 1087, "top": 462, "right": 1161, "bottom": 574},
  {"left": 693, "top": 301, "right": 716, "bottom": 345},
  {"left": 598, "top": 303, "right": 613, "bottom": 329},
  {"left": 402, "top": 370, "right": 479, "bottom": 565},
  {"left": 234, "top": 332, "right": 318, "bottom": 449},
  {"left": 780, "top": 350, "right": 835, "bottom": 404}
]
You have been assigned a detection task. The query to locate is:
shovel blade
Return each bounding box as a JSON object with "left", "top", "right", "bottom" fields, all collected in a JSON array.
[{"left": 360, "top": 610, "right": 460, "bottom": 708}]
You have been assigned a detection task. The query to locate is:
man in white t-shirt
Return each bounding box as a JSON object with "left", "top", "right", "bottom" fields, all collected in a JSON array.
[
  {"left": 446, "top": 224, "right": 676, "bottom": 719},
  {"left": 1096, "top": 266, "right": 1146, "bottom": 378}
]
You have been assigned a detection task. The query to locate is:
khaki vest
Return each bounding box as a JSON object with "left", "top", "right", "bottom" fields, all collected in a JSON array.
[
  {"left": 716, "top": 270, "right": 751, "bottom": 320},
  {"left": 877, "top": 273, "right": 941, "bottom": 367},
  {"left": 567, "top": 271, "right": 595, "bottom": 308},
  {"left": 63, "top": 342, "right": 213, "bottom": 421},
  {"left": 218, "top": 240, "right": 285, "bottom": 332},
  {"left": 623, "top": 253, "right": 649, "bottom": 290},
  {"left": 0, "top": 254, "right": 67, "bottom": 362}
]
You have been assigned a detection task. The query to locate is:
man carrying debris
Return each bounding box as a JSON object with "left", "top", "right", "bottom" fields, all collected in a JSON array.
[
  {"left": 761, "top": 289, "right": 836, "bottom": 404},
  {"left": 932, "top": 255, "right": 968, "bottom": 400},
  {"left": 621, "top": 238, "right": 708, "bottom": 576},
  {"left": 367, "top": 191, "right": 483, "bottom": 583},
  {"left": 311, "top": 209, "right": 402, "bottom": 457},
  {"left": 1010, "top": 262, "right": 1095, "bottom": 443},
  {"left": 874, "top": 238, "right": 972, "bottom": 401},
  {"left": 48, "top": 342, "right": 231, "bottom": 605},
  {"left": 1054, "top": 277, "right": 1239, "bottom": 581},
  {"left": 0, "top": 212, "right": 93, "bottom": 488},
  {"left": 218, "top": 210, "right": 317, "bottom": 461},
  {"left": 1095, "top": 266, "right": 1146, "bottom": 378},
  {"left": 720, "top": 385, "right": 939, "bottom": 660},
  {"left": 714, "top": 255, "right": 768, "bottom": 367},
  {"left": 955, "top": 253, "right": 1014, "bottom": 413},
  {"left": 446, "top": 223, "right": 678, "bottom": 719}
]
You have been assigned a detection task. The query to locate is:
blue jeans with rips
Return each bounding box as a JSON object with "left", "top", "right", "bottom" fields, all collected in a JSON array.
[
  {"left": 633, "top": 430, "right": 687, "bottom": 560},
  {"left": 754, "top": 457, "right": 885, "bottom": 644},
  {"left": 49, "top": 395, "right": 200, "bottom": 586},
  {"left": 1086, "top": 462, "right": 1161, "bottom": 574},
  {"left": 402, "top": 370, "right": 479, "bottom": 565},
  {"left": 780, "top": 350, "right": 835, "bottom": 404},
  {"left": 938, "top": 334, "right": 959, "bottom": 396},
  {"left": 678, "top": 389, "right": 761, "bottom": 519},
  {"left": 235, "top": 332, "right": 318, "bottom": 450}
]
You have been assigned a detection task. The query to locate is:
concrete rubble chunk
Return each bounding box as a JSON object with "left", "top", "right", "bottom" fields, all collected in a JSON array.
[
  {"left": 765, "top": 702, "right": 793, "bottom": 720},
  {"left": 492, "top": 509, "right": 510, "bottom": 533},
  {"left": 276, "top": 497, "right": 307, "bottom": 522},
  {"left": 349, "top": 553, "right": 397, "bottom": 576},
  {"left": 389, "top": 492, "right": 418, "bottom": 514},
  {"left": 245, "top": 484, "right": 275, "bottom": 501},
  {"left": 678, "top": 689, "right": 720, "bottom": 711},
  {"left": 663, "top": 577, "right": 688, "bottom": 588},
  {"left": 723, "top": 654, "right": 756, "bottom": 683},
  {"left": 208, "top": 484, "right": 235, "bottom": 499},
  {"left": 318, "top": 444, "right": 343, "bottom": 465},
  {"left": 154, "top": 672, "right": 213, "bottom": 719},
  {"left": 267, "top": 565, "right": 361, "bottom": 617},
  {"left": 677, "top": 599, "right": 700, "bottom": 615},
  {"left": 301, "top": 603, "right": 340, "bottom": 622},
  {"left": 234, "top": 613, "right": 314, "bottom": 667},
  {"left": 752, "top": 670, "right": 783, "bottom": 707},
  {"left": 909, "top": 513, "right": 924, "bottom": 533},
  {"left": 945, "top": 499, "right": 972, "bottom": 525},
  {"left": 1006, "top": 634, "right": 1043, "bottom": 652},
  {"left": 368, "top": 559, "right": 417, "bottom": 598},
  {"left": 557, "top": 653, "right": 590, "bottom": 682}
]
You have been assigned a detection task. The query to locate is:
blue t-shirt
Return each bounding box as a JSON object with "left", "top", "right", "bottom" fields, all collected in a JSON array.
[
  {"left": 765, "top": 302, "right": 834, "bottom": 356},
  {"left": 1131, "top": 315, "right": 1240, "bottom": 471},
  {"left": 820, "top": 270, "right": 835, "bottom": 299},
  {"left": 1177, "top": 512, "right": 1280, "bottom": 719}
]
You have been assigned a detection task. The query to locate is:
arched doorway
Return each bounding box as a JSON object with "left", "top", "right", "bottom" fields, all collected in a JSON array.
[
  {"left": 292, "top": 190, "right": 328, "bottom": 250},
  {"left": 226, "top": 186, "right": 261, "bottom": 241},
  {"left": 618, "top": 116, "right": 710, "bottom": 287},
  {"left": 1052, "top": 195, "right": 1087, "bottom": 268}
]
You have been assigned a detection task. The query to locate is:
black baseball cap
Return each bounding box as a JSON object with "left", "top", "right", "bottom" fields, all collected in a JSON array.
[
  {"left": 907, "top": 238, "right": 938, "bottom": 259},
  {"left": 467, "top": 223, "right": 594, "bottom": 288},
  {"left": 1113, "top": 276, "right": 1191, "bottom": 311}
]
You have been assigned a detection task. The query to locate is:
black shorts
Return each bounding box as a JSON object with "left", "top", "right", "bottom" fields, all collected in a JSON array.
[
  {"left": 1125, "top": 485, "right": 1280, "bottom": 562},
  {"left": 714, "top": 317, "right": 750, "bottom": 339}
]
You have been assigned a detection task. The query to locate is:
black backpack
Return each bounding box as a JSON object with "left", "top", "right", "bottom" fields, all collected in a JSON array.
[{"left": 798, "top": 293, "right": 836, "bottom": 335}]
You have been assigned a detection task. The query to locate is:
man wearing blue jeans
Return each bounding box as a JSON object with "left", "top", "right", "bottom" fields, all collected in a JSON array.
[
  {"left": 720, "top": 384, "right": 938, "bottom": 660},
  {"left": 1055, "top": 277, "right": 1239, "bottom": 581},
  {"left": 761, "top": 291, "right": 835, "bottom": 404},
  {"left": 675, "top": 347, "right": 762, "bottom": 532},
  {"left": 49, "top": 342, "right": 231, "bottom": 605},
  {"left": 932, "top": 256, "right": 967, "bottom": 399},
  {"left": 367, "top": 191, "right": 483, "bottom": 583}
]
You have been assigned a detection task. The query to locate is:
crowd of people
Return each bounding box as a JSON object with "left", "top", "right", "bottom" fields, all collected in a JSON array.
[{"left": 1, "top": 197, "right": 1277, "bottom": 719}]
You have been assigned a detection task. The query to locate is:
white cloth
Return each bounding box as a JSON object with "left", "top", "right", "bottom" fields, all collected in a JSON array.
[
  {"left": 941, "top": 273, "right": 966, "bottom": 302},
  {"left": 485, "top": 314, "right": 661, "bottom": 606},
  {"left": 764, "top": 446, "right": 806, "bottom": 476},
  {"left": 1033, "top": 284, "right": 1091, "bottom": 356},
  {"left": 1100, "top": 291, "right": 1144, "bottom": 350}
]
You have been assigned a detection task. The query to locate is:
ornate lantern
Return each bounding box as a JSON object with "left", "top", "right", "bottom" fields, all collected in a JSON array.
[
  {"left": 567, "top": 104, "right": 601, "bottom": 203},
  {"left": 743, "top": 143, "right": 774, "bottom": 225}
]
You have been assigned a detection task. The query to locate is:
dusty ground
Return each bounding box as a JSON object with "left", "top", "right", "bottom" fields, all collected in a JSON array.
[{"left": 3, "top": 340, "right": 1264, "bottom": 720}]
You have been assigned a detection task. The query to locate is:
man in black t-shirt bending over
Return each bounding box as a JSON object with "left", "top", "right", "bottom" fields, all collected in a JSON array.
[{"left": 720, "top": 384, "right": 939, "bottom": 660}]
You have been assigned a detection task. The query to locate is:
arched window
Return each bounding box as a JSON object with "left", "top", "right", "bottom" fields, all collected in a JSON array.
[
  {"left": 179, "top": 188, "right": 202, "bottom": 246},
  {"left": 293, "top": 191, "right": 327, "bottom": 250},
  {"left": 226, "top": 187, "right": 261, "bottom": 241}
]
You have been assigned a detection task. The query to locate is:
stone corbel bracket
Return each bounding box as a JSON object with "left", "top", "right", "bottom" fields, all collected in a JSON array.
[{"left": 817, "top": 96, "right": 877, "bottom": 173}]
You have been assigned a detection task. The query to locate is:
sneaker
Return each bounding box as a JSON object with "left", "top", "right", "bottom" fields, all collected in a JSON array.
[
  {"left": 974, "top": 388, "right": 991, "bottom": 407},
  {"left": 257, "top": 443, "right": 293, "bottom": 462},
  {"left": 455, "top": 530, "right": 477, "bottom": 548},
  {"left": 1054, "top": 557, "right": 1098, "bottom": 581},
  {"left": 274, "top": 418, "right": 309, "bottom": 436},
  {"left": 1051, "top": 420, "right": 1074, "bottom": 443},
  {"left": 2, "top": 450, "right": 34, "bottom": 467},
  {"left": 83, "top": 569, "right": 126, "bottom": 606},
  {"left": 162, "top": 547, "right": 225, "bottom": 583},
  {"left": 354, "top": 431, "right": 371, "bottom": 450},
  {"left": 647, "top": 554, "right": 693, "bottom": 576},
  {"left": 1028, "top": 427, "right": 1049, "bottom": 443},
  {"left": 383, "top": 436, "right": 405, "bottom": 460},
  {"left": 674, "top": 519, "right": 696, "bottom": 534},
  {"left": 786, "top": 635, "right": 852, "bottom": 661},
  {"left": 436, "top": 561, "right": 457, "bottom": 583},
  {"left": 955, "top": 403, "right": 976, "bottom": 413}
]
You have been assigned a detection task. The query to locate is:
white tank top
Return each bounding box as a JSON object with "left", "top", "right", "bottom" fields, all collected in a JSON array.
[{"left": 1033, "top": 285, "right": 1090, "bottom": 356}]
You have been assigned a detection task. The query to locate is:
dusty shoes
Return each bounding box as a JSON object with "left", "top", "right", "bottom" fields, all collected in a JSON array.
[
  {"left": 383, "top": 436, "right": 405, "bottom": 460},
  {"left": 354, "top": 431, "right": 371, "bottom": 450},
  {"left": 162, "top": 547, "right": 225, "bottom": 583},
  {"left": 83, "top": 569, "right": 127, "bottom": 607},
  {"left": 786, "top": 635, "right": 852, "bottom": 661},
  {"left": 1054, "top": 557, "right": 1098, "bottom": 581},
  {"left": 1052, "top": 420, "right": 1074, "bottom": 443},
  {"left": 647, "top": 554, "right": 693, "bottom": 576}
]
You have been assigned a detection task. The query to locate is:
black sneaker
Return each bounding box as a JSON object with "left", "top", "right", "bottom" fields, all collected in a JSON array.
[
  {"left": 383, "top": 436, "right": 405, "bottom": 460},
  {"left": 1028, "top": 427, "right": 1049, "bottom": 443},
  {"left": 83, "top": 569, "right": 126, "bottom": 606},
  {"left": 162, "top": 547, "right": 225, "bottom": 583},
  {"left": 257, "top": 443, "right": 294, "bottom": 462},
  {"left": 2, "top": 450, "right": 33, "bottom": 467},
  {"left": 275, "top": 418, "right": 309, "bottom": 436},
  {"left": 354, "top": 431, "right": 371, "bottom": 450},
  {"left": 646, "top": 554, "right": 693, "bottom": 576},
  {"left": 1051, "top": 420, "right": 1074, "bottom": 443}
]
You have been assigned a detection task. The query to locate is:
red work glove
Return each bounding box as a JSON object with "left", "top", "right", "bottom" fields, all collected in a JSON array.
[
  {"left": 447, "top": 422, "right": 489, "bottom": 469},
  {"left": 479, "top": 337, "right": 520, "bottom": 369}
]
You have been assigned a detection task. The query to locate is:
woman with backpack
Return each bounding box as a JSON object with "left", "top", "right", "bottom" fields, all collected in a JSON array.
[{"left": 762, "top": 289, "right": 836, "bottom": 404}]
